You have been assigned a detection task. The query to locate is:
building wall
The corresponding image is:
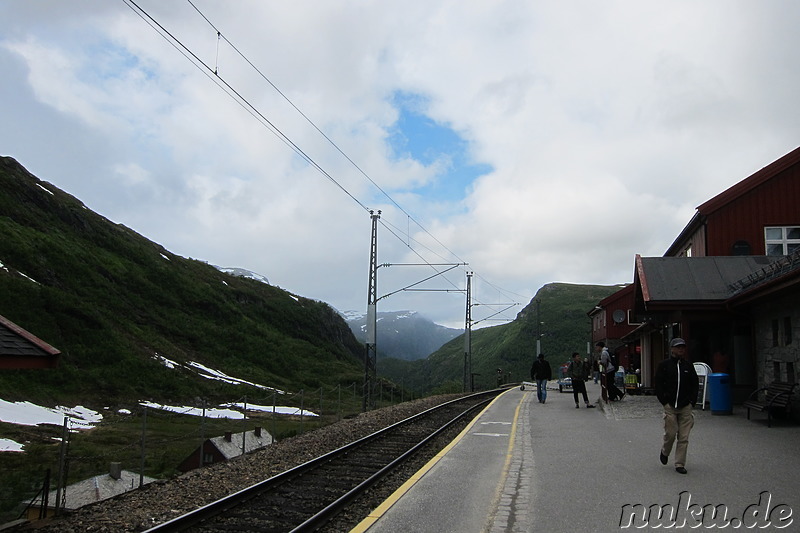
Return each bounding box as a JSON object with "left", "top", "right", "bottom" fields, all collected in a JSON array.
[
  {"left": 640, "top": 330, "right": 665, "bottom": 389},
  {"left": 752, "top": 293, "right": 800, "bottom": 386},
  {"left": 591, "top": 310, "right": 607, "bottom": 344},
  {"left": 591, "top": 286, "right": 640, "bottom": 371},
  {"left": 704, "top": 165, "right": 800, "bottom": 256},
  {"left": 178, "top": 441, "right": 227, "bottom": 472},
  {"left": 675, "top": 226, "right": 706, "bottom": 257},
  {"left": 593, "top": 286, "right": 637, "bottom": 339}
]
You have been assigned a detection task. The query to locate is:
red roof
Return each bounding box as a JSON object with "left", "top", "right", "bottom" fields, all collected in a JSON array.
[
  {"left": 696, "top": 145, "right": 800, "bottom": 214},
  {"left": 665, "top": 146, "right": 800, "bottom": 256}
]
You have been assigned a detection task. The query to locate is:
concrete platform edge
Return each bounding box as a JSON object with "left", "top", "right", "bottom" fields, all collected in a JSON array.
[{"left": 350, "top": 389, "right": 516, "bottom": 533}]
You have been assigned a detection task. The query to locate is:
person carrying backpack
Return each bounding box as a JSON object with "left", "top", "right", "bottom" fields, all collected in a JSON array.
[{"left": 595, "top": 342, "right": 625, "bottom": 401}]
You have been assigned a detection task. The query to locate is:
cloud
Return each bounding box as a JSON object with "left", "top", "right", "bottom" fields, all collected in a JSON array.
[{"left": 1, "top": 0, "right": 799, "bottom": 329}]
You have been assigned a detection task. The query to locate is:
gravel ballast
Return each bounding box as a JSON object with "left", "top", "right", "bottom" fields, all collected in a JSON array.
[{"left": 21, "top": 394, "right": 464, "bottom": 533}]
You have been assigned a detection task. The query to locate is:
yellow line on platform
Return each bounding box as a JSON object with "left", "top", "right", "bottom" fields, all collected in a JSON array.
[
  {"left": 349, "top": 390, "right": 516, "bottom": 533},
  {"left": 481, "top": 391, "right": 525, "bottom": 532}
]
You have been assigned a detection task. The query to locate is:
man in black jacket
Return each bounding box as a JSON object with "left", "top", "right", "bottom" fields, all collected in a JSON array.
[
  {"left": 530, "top": 353, "right": 552, "bottom": 404},
  {"left": 655, "top": 338, "right": 699, "bottom": 474}
]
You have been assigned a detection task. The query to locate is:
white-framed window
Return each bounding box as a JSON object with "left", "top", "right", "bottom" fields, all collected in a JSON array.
[{"left": 764, "top": 226, "right": 800, "bottom": 256}]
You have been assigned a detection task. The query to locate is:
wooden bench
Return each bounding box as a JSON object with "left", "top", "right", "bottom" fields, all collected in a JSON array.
[{"left": 743, "top": 381, "right": 798, "bottom": 427}]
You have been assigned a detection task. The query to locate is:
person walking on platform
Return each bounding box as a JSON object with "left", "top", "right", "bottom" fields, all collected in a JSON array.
[
  {"left": 596, "top": 342, "right": 624, "bottom": 401},
  {"left": 530, "top": 353, "right": 552, "bottom": 404},
  {"left": 655, "top": 337, "right": 699, "bottom": 475},
  {"left": 567, "top": 352, "right": 596, "bottom": 408}
]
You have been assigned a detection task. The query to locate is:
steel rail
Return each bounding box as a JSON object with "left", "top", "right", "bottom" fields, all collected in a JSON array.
[
  {"left": 290, "top": 398, "right": 492, "bottom": 532},
  {"left": 143, "top": 390, "right": 501, "bottom": 533}
]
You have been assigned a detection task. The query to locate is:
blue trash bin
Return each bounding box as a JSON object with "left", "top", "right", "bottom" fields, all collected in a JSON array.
[{"left": 708, "top": 373, "right": 732, "bottom": 415}]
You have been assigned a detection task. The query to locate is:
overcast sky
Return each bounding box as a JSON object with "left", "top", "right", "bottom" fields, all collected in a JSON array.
[{"left": 2, "top": 1, "right": 798, "bottom": 329}]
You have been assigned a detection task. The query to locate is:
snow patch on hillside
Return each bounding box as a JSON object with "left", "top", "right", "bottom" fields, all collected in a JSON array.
[
  {"left": 154, "top": 354, "right": 284, "bottom": 394},
  {"left": 215, "top": 266, "right": 270, "bottom": 284}
]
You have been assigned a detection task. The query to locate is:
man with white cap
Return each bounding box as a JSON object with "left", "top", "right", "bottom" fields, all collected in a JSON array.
[{"left": 655, "top": 337, "right": 699, "bottom": 474}]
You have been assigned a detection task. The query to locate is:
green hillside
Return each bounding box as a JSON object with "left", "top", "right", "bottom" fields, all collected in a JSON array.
[
  {"left": 0, "top": 155, "right": 624, "bottom": 522},
  {"left": 0, "top": 156, "right": 365, "bottom": 406},
  {"left": 1, "top": 155, "right": 626, "bottom": 401},
  {"left": 379, "top": 282, "right": 625, "bottom": 393}
]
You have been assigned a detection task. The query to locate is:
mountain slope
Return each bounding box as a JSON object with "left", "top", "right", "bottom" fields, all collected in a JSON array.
[
  {"left": 379, "top": 282, "right": 624, "bottom": 393},
  {"left": 0, "top": 156, "right": 364, "bottom": 405},
  {"left": 345, "top": 310, "right": 462, "bottom": 361}
]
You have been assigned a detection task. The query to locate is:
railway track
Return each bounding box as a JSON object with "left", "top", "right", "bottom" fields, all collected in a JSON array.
[{"left": 142, "top": 389, "right": 503, "bottom": 533}]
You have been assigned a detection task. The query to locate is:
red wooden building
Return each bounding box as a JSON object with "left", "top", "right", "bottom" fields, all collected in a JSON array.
[
  {"left": 594, "top": 146, "right": 800, "bottom": 398},
  {"left": 588, "top": 284, "right": 639, "bottom": 370},
  {"left": 666, "top": 145, "right": 800, "bottom": 258}
]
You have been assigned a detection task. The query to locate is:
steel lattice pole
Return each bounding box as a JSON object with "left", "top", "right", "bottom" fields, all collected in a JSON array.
[{"left": 363, "top": 210, "right": 380, "bottom": 411}]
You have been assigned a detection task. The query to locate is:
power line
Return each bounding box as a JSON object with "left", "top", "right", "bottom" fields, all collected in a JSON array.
[
  {"left": 121, "top": 0, "right": 370, "bottom": 213},
  {"left": 185, "top": 0, "right": 458, "bottom": 263},
  {"left": 181, "top": 0, "right": 476, "bottom": 272},
  {"left": 122, "top": 0, "right": 521, "bottom": 323}
]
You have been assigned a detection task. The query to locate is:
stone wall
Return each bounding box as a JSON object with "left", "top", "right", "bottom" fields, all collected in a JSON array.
[{"left": 752, "top": 293, "right": 800, "bottom": 421}]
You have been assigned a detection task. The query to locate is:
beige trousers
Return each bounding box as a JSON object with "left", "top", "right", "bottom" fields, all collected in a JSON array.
[{"left": 661, "top": 403, "right": 694, "bottom": 468}]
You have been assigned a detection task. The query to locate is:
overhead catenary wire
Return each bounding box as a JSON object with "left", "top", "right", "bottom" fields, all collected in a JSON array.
[
  {"left": 123, "top": 0, "right": 521, "bottom": 323},
  {"left": 380, "top": 218, "right": 519, "bottom": 317},
  {"left": 183, "top": 1, "right": 469, "bottom": 264},
  {"left": 121, "top": 0, "right": 370, "bottom": 213},
  {"left": 185, "top": 0, "right": 476, "bottom": 290},
  {"left": 185, "top": 0, "right": 447, "bottom": 256},
  {"left": 130, "top": 0, "right": 519, "bottom": 319}
]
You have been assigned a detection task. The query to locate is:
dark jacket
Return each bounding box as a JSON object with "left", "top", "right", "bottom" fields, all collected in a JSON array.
[
  {"left": 530, "top": 358, "right": 552, "bottom": 381},
  {"left": 566, "top": 360, "right": 589, "bottom": 381},
  {"left": 655, "top": 356, "right": 699, "bottom": 408}
]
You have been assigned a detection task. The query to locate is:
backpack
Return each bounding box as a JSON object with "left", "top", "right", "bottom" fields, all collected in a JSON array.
[{"left": 606, "top": 351, "right": 618, "bottom": 372}]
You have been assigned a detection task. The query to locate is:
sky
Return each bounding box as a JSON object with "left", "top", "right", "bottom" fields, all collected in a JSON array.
[{"left": 1, "top": 1, "right": 799, "bottom": 329}]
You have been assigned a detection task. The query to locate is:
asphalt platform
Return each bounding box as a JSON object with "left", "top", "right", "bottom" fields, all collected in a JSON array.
[{"left": 352, "top": 381, "right": 800, "bottom": 533}]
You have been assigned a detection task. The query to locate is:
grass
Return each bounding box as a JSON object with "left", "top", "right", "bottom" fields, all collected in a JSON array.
[
  {"left": 379, "top": 282, "right": 625, "bottom": 393},
  {"left": 0, "top": 399, "right": 364, "bottom": 524}
]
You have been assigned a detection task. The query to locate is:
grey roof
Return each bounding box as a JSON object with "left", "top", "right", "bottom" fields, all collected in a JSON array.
[
  {"left": 31, "top": 470, "right": 157, "bottom": 510},
  {"left": 637, "top": 256, "right": 781, "bottom": 302},
  {"left": 728, "top": 249, "right": 800, "bottom": 296},
  {"left": 0, "top": 327, "right": 49, "bottom": 357},
  {"left": 210, "top": 429, "right": 273, "bottom": 460},
  {"left": 0, "top": 315, "right": 60, "bottom": 357}
]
